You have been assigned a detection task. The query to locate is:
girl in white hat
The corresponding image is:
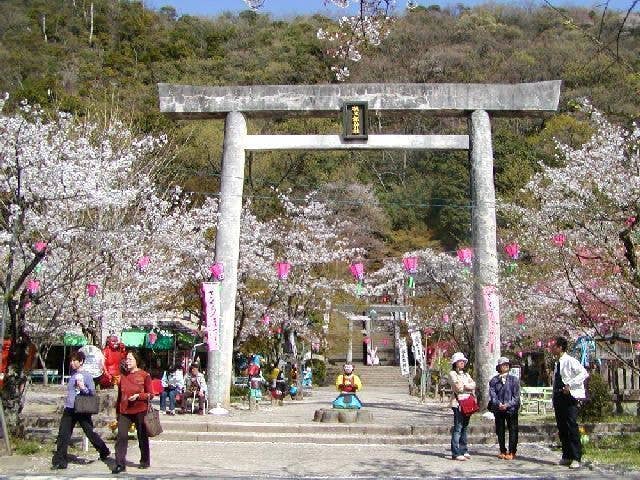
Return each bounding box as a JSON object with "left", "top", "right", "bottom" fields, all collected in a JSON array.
[{"left": 448, "top": 352, "right": 476, "bottom": 461}]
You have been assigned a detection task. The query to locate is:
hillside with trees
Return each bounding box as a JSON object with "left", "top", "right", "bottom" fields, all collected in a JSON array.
[{"left": 1, "top": 2, "right": 638, "bottom": 252}]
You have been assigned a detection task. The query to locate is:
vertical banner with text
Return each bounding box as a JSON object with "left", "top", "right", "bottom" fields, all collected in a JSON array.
[
  {"left": 410, "top": 330, "right": 425, "bottom": 369},
  {"left": 398, "top": 338, "right": 410, "bottom": 377},
  {"left": 201, "top": 282, "right": 221, "bottom": 352}
]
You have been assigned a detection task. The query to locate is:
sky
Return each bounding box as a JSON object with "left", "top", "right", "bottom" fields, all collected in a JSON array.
[{"left": 144, "top": 0, "right": 636, "bottom": 18}]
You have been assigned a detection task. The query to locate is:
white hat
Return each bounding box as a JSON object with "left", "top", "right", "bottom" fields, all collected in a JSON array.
[
  {"left": 496, "top": 356, "right": 510, "bottom": 367},
  {"left": 451, "top": 352, "right": 468, "bottom": 365}
]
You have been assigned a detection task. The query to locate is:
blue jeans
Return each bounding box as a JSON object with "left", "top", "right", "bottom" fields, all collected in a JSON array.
[
  {"left": 451, "top": 407, "right": 470, "bottom": 457},
  {"left": 160, "top": 388, "right": 178, "bottom": 411}
]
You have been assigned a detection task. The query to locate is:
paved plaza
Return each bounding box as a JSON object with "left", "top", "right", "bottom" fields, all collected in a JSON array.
[{"left": 0, "top": 385, "right": 638, "bottom": 479}]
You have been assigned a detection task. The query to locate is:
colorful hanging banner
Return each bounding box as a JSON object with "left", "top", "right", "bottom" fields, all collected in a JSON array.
[
  {"left": 349, "top": 262, "right": 364, "bottom": 295},
  {"left": 482, "top": 285, "right": 500, "bottom": 353},
  {"left": 276, "top": 261, "right": 291, "bottom": 280},
  {"left": 201, "top": 281, "right": 221, "bottom": 352},
  {"left": 402, "top": 256, "right": 418, "bottom": 291},
  {"left": 209, "top": 262, "right": 224, "bottom": 281}
]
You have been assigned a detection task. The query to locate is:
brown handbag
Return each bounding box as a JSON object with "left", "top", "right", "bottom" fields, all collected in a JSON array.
[{"left": 143, "top": 403, "right": 163, "bottom": 437}]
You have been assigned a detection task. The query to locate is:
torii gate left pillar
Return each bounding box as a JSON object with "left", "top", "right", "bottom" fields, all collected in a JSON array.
[
  {"left": 158, "top": 81, "right": 561, "bottom": 410},
  {"left": 208, "top": 112, "right": 246, "bottom": 412}
]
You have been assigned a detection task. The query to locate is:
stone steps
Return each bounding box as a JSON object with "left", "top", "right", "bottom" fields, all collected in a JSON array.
[
  {"left": 327, "top": 365, "right": 409, "bottom": 387},
  {"left": 22, "top": 383, "right": 640, "bottom": 448},
  {"left": 157, "top": 421, "right": 553, "bottom": 444},
  {"left": 157, "top": 430, "right": 454, "bottom": 444},
  {"left": 22, "top": 412, "right": 638, "bottom": 446},
  {"left": 159, "top": 419, "right": 555, "bottom": 435}
]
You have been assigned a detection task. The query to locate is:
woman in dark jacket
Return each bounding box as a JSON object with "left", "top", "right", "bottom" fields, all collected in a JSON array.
[
  {"left": 489, "top": 356, "right": 521, "bottom": 460},
  {"left": 112, "top": 350, "right": 153, "bottom": 474}
]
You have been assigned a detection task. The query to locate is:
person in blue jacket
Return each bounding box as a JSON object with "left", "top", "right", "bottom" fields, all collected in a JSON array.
[
  {"left": 51, "top": 351, "right": 110, "bottom": 469},
  {"left": 489, "top": 356, "right": 521, "bottom": 460}
]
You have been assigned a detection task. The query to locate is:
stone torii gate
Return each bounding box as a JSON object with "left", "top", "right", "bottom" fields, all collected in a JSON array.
[{"left": 158, "top": 81, "right": 561, "bottom": 410}]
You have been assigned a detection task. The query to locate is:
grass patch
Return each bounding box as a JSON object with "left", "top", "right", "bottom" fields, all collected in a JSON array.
[
  {"left": 11, "top": 437, "right": 53, "bottom": 456},
  {"left": 585, "top": 432, "right": 640, "bottom": 469},
  {"left": 518, "top": 413, "right": 556, "bottom": 423},
  {"left": 597, "top": 414, "right": 640, "bottom": 424},
  {"left": 519, "top": 413, "right": 640, "bottom": 425}
]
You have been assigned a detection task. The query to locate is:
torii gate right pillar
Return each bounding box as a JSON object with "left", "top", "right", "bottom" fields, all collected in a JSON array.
[{"left": 470, "top": 110, "right": 500, "bottom": 408}]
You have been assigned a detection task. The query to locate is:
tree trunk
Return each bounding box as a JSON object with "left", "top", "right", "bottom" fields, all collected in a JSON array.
[
  {"left": 89, "top": 2, "right": 94, "bottom": 46},
  {"left": 292, "top": 356, "right": 304, "bottom": 400},
  {"left": 0, "top": 372, "right": 28, "bottom": 435},
  {"left": 2, "top": 303, "right": 32, "bottom": 432},
  {"left": 37, "top": 352, "right": 47, "bottom": 386},
  {"left": 41, "top": 15, "right": 47, "bottom": 42},
  {"left": 284, "top": 329, "right": 304, "bottom": 399},
  {"left": 232, "top": 309, "right": 247, "bottom": 351}
]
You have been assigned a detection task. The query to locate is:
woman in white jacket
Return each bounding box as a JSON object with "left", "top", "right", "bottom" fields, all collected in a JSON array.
[{"left": 160, "top": 365, "right": 184, "bottom": 415}]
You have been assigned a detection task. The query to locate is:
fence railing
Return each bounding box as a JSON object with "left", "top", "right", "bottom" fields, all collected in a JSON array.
[{"left": 605, "top": 364, "right": 640, "bottom": 401}]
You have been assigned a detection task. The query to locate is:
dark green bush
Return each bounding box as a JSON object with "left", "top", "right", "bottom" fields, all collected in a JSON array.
[
  {"left": 309, "top": 359, "right": 327, "bottom": 386},
  {"left": 580, "top": 371, "right": 612, "bottom": 422},
  {"left": 230, "top": 384, "right": 249, "bottom": 398}
]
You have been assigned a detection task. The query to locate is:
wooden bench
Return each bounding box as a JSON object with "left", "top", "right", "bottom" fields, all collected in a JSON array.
[
  {"left": 521, "top": 386, "right": 553, "bottom": 414},
  {"left": 29, "top": 369, "right": 60, "bottom": 384}
]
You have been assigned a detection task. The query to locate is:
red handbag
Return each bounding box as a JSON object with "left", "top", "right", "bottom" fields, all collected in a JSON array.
[{"left": 457, "top": 394, "right": 479, "bottom": 416}]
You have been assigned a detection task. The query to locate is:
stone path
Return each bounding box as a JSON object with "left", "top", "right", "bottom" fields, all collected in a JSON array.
[{"left": 1, "top": 385, "right": 638, "bottom": 479}]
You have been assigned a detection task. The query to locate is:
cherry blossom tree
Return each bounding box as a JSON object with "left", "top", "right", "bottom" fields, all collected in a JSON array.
[
  {"left": 500, "top": 101, "right": 640, "bottom": 370},
  {"left": 234, "top": 191, "right": 364, "bottom": 394},
  {"left": 360, "top": 243, "right": 566, "bottom": 372},
  {"left": 73, "top": 188, "right": 221, "bottom": 339},
  {"left": 0, "top": 95, "right": 372, "bottom": 419},
  {"left": 0, "top": 98, "right": 172, "bottom": 420},
  {"left": 365, "top": 249, "right": 474, "bottom": 356},
  {"left": 0, "top": 98, "right": 391, "bottom": 422},
  {"left": 358, "top": 104, "right": 640, "bottom": 374}
]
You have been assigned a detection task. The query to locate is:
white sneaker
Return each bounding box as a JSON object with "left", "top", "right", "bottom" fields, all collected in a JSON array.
[
  {"left": 159, "top": 410, "right": 166, "bottom": 415},
  {"left": 453, "top": 455, "right": 467, "bottom": 461},
  {"left": 568, "top": 461, "right": 581, "bottom": 469},
  {"left": 463, "top": 453, "right": 471, "bottom": 459}
]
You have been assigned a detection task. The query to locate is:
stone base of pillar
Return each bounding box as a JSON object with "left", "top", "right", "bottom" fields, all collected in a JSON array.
[
  {"left": 313, "top": 408, "right": 373, "bottom": 423},
  {"left": 208, "top": 403, "right": 229, "bottom": 415}
]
